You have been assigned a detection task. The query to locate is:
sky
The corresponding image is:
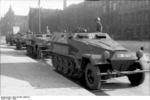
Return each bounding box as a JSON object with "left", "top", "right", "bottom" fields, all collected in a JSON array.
[{"left": 0, "top": 0, "right": 84, "bottom": 19}]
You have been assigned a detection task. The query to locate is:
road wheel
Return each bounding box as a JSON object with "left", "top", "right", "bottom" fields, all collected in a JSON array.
[
  {"left": 26, "top": 45, "right": 29, "bottom": 55},
  {"left": 67, "top": 59, "right": 75, "bottom": 77},
  {"left": 85, "top": 63, "right": 101, "bottom": 90},
  {"left": 52, "top": 55, "right": 59, "bottom": 70},
  {"left": 30, "top": 46, "right": 34, "bottom": 57},
  {"left": 62, "top": 58, "right": 68, "bottom": 75},
  {"left": 127, "top": 62, "right": 145, "bottom": 86},
  {"left": 36, "top": 47, "right": 42, "bottom": 59},
  {"left": 57, "top": 56, "right": 63, "bottom": 73},
  {"left": 33, "top": 46, "right": 38, "bottom": 59},
  {"left": 28, "top": 46, "right": 32, "bottom": 56}
]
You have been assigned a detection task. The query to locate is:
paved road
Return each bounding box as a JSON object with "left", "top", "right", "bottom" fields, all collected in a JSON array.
[{"left": 0, "top": 44, "right": 150, "bottom": 96}]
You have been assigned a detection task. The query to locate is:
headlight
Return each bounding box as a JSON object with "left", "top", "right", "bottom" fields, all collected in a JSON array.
[
  {"left": 104, "top": 50, "right": 110, "bottom": 60},
  {"left": 117, "top": 53, "right": 131, "bottom": 58},
  {"left": 47, "top": 42, "right": 51, "bottom": 46},
  {"left": 136, "top": 50, "right": 143, "bottom": 60}
]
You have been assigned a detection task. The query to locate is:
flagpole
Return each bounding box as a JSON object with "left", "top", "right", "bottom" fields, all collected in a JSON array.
[{"left": 38, "top": 0, "right": 41, "bottom": 33}]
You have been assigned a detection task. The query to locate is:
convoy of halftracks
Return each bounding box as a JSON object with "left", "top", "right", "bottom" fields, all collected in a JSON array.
[
  {"left": 26, "top": 32, "right": 52, "bottom": 59},
  {"left": 6, "top": 32, "right": 29, "bottom": 49},
  {"left": 6, "top": 31, "right": 148, "bottom": 90}
]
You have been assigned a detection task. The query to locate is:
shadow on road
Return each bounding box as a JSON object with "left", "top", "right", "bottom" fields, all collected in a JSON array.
[
  {"left": 1, "top": 62, "right": 83, "bottom": 90},
  {"left": 53, "top": 70, "right": 133, "bottom": 96},
  {"left": 1, "top": 44, "right": 84, "bottom": 91}
]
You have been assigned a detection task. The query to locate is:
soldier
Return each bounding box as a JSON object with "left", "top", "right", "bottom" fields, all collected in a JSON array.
[
  {"left": 46, "top": 26, "right": 51, "bottom": 34},
  {"left": 96, "top": 17, "right": 103, "bottom": 32},
  {"left": 139, "top": 46, "right": 149, "bottom": 63}
]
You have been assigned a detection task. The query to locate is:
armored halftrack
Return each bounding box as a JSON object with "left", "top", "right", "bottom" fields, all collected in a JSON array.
[
  {"left": 15, "top": 32, "right": 30, "bottom": 50},
  {"left": 6, "top": 33, "right": 16, "bottom": 46},
  {"left": 26, "top": 33, "right": 52, "bottom": 59},
  {"left": 50, "top": 32, "right": 148, "bottom": 90}
]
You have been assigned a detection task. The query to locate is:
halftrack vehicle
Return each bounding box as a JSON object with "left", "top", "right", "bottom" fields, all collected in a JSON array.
[
  {"left": 50, "top": 32, "right": 148, "bottom": 90},
  {"left": 26, "top": 33, "right": 52, "bottom": 59},
  {"left": 6, "top": 34, "right": 11, "bottom": 44},
  {"left": 15, "top": 32, "right": 30, "bottom": 50},
  {"left": 6, "top": 33, "right": 16, "bottom": 46}
]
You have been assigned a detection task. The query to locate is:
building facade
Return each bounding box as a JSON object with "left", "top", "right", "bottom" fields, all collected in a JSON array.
[
  {"left": 0, "top": 6, "right": 28, "bottom": 35},
  {"left": 28, "top": 0, "right": 150, "bottom": 40}
]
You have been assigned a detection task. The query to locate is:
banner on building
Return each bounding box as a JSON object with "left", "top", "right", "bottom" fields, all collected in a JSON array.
[{"left": 13, "top": 26, "right": 20, "bottom": 34}]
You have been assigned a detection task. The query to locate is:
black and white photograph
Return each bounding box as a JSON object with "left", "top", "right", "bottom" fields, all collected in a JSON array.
[{"left": 0, "top": 0, "right": 150, "bottom": 98}]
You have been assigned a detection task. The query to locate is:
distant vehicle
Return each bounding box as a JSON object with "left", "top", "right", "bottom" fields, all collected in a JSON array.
[
  {"left": 26, "top": 33, "right": 52, "bottom": 59},
  {"left": 6, "top": 34, "right": 11, "bottom": 44},
  {"left": 15, "top": 32, "right": 29, "bottom": 50},
  {"left": 6, "top": 33, "right": 16, "bottom": 46},
  {"left": 49, "top": 32, "right": 148, "bottom": 90}
]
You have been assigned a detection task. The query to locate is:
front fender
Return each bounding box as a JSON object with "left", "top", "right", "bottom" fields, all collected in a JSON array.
[{"left": 82, "top": 54, "right": 106, "bottom": 65}]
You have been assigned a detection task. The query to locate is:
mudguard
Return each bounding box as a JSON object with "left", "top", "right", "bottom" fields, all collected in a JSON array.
[{"left": 82, "top": 54, "right": 106, "bottom": 65}]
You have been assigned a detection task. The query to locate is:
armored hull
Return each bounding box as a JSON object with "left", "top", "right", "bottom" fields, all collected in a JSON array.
[
  {"left": 50, "top": 32, "right": 147, "bottom": 90},
  {"left": 26, "top": 33, "right": 52, "bottom": 59}
]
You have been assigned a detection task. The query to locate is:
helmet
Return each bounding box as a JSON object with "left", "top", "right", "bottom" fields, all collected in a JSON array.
[{"left": 96, "top": 17, "right": 101, "bottom": 21}]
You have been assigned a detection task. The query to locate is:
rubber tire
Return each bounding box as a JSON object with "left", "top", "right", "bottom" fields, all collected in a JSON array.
[
  {"left": 127, "top": 62, "right": 145, "bottom": 86},
  {"left": 36, "top": 47, "right": 41, "bottom": 59},
  {"left": 57, "top": 57, "right": 63, "bottom": 73},
  {"left": 85, "top": 63, "right": 101, "bottom": 90},
  {"left": 67, "top": 59, "right": 74, "bottom": 77},
  {"left": 33, "top": 46, "right": 38, "bottom": 59},
  {"left": 30, "top": 46, "right": 34, "bottom": 57},
  {"left": 62, "top": 58, "right": 68, "bottom": 75},
  {"left": 27, "top": 45, "right": 32, "bottom": 56}
]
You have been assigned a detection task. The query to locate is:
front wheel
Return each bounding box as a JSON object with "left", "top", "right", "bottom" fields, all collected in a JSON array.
[
  {"left": 127, "top": 62, "right": 145, "bottom": 86},
  {"left": 85, "top": 63, "right": 101, "bottom": 90}
]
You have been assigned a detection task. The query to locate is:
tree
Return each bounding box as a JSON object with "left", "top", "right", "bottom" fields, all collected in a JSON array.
[{"left": 0, "top": 6, "right": 15, "bottom": 35}]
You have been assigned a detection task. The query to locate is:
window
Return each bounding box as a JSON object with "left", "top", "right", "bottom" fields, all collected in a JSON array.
[
  {"left": 76, "top": 34, "right": 89, "bottom": 39},
  {"left": 46, "top": 35, "right": 51, "bottom": 37},
  {"left": 95, "top": 34, "right": 106, "bottom": 39},
  {"left": 36, "top": 34, "right": 43, "bottom": 37}
]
